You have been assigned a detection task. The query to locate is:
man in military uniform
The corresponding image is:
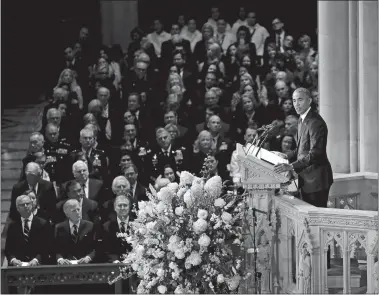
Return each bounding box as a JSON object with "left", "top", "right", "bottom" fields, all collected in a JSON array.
[
  {"left": 20, "top": 132, "right": 45, "bottom": 180},
  {"left": 44, "top": 123, "right": 72, "bottom": 184},
  {"left": 70, "top": 128, "right": 109, "bottom": 183},
  {"left": 145, "top": 128, "right": 189, "bottom": 184}
]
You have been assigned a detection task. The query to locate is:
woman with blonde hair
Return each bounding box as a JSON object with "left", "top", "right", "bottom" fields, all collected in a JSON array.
[
  {"left": 298, "top": 34, "right": 317, "bottom": 69},
  {"left": 198, "top": 42, "right": 225, "bottom": 79},
  {"left": 54, "top": 68, "right": 83, "bottom": 110},
  {"left": 191, "top": 130, "right": 216, "bottom": 175},
  {"left": 231, "top": 72, "right": 255, "bottom": 112}
]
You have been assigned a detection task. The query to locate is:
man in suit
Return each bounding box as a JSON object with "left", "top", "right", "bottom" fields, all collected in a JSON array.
[
  {"left": 160, "top": 24, "right": 191, "bottom": 69},
  {"left": 60, "top": 161, "right": 105, "bottom": 204},
  {"left": 101, "top": 195, "right": 133, "bottom": 263},
  {"left": 9, "top": 162, "right": 57, "bottom": 223},
  {"left": 207, "top": 115, "right": 232, "bottom": 153},
  {"left": 196, "top": 105, "right": 230, "bottom": 137},
  {"left": 274, "top": 88, "right": 333, "bottom": 208},
  {"left": 215, "top": 18, "right": 237, "bottom": 54},
  {"left": 54, "top": 199, "right": 96, "bottom": 264},
  {"left": 5, "top": 194, "right": 52, "bottom": 266},
  {"left": 102, "top": 176, "right": 131, "bottom": 222},
  {"left": 264, "top": 18, "right": 288, "bottom": 55},
  {"left": 123, "top": 164, "right": 148, "bottom": 205},
  {"left": 56, "top": 180, "right": 99, "bottom": 223}
]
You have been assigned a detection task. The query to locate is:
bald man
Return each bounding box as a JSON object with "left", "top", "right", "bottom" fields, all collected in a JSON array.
[{"left": 9, "top": 162, "right": 57, "bottom": 223}]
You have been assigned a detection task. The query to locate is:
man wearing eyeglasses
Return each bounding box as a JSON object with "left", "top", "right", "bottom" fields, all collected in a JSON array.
[{"left": 5, "top": 195, "right": 52, "bottom": 266}]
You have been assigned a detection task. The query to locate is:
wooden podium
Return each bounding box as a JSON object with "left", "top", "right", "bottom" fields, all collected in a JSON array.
[{"left": 234, "top": 144, "right": 289, "bottom": 294}]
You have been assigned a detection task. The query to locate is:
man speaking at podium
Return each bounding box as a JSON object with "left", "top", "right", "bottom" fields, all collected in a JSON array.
[{"left": 274, "top": 88, "right": 333, "bottom": 208}]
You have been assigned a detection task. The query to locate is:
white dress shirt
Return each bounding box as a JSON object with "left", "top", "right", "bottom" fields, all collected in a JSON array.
[
  {"left": 161, "top": 145, "right": 172, "bottom": 157},
  {"left": 29, "top": 183, "right": 39, "bottom": 195},
  {"left": 131, "top": 183, "right": 137, "bottom": 199},
  {"left": 10, "top": 214, "right": 36, "bottom": 265},
  {"left": 275, "top": 31, "right": 286, "bottom": 53},
  {"left": 147, "top": 31, "right": 171, "bottom": 57},
  {"left": 82, "top": 179, "right": 89, "bottom": 199},
  {"left": 300, "top": 107, "right": 312, "bottom": 122},
  {"left": 181, "top": 30, "right": 202, "bottom": 52},
  {"left": 231, "top": 19, "right": 248, "bottom": 35},
  {"left": 249, "top": 23, "right": 270, "bottom": 57},
  {"left": 205, "top": 19, "right": 231, "bottom": 36},
  {"left": 117, "top": 216, "right": 130, "bottom": 232}
]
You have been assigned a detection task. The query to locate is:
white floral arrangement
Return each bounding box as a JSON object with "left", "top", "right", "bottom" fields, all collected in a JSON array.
[{"left": 110, "top": 171, "right": 248, "bottom": 294}]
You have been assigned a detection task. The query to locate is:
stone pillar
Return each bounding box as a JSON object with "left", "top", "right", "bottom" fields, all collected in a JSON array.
[
  {"left": 348, "top": 1, "right": 359, "bottom": 173},
  {"left": 318, "top": 1, "right": 350, "bottom": 173},
  {"left": 100, "top": 0, "right": 139, "bottom": 51},
  {"left": 358, "top": 1, "right": 378, "bottom": 173}
]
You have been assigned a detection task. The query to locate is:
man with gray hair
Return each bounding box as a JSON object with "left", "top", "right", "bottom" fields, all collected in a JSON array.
[
  {"left": 5, "top": 194, "right": 52, "bottom": 266},
  {"left": 274, "top": 87, "right": 333, "bottom": 208},
  {"left": 9, "top": 162, "right": 57, "bottom": 222},
  {"left": 102, "top": 176, "right": 131, "bottom": 222},
  {"left": 54, "top": 199, "right": 96, "bottom": 265}
]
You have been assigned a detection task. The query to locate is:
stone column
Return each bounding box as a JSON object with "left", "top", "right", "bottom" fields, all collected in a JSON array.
[
  {"left": 358, "top": 1, "right": 378, "bottom": 173},
  {"left": 100, "top": 0, "right": 139, "bottom": 51},
  {"left": 318, "top": 1, "right": 350, "bottom": 173},
  {"left": 348, "top": 1, "right": 359, "bottom": 173}
]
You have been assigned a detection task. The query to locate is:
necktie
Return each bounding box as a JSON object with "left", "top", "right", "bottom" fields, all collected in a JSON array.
[
  {"left": 82, "top": 183, "right": 87, "bottom": 198},
  {"left": 251, "top": 28, "right": 256, "bottom": 38},
  {"left": 23, "top": 219, "right": 30, "bottom": 243},
  {"left": 72, "top": 224, "right": 78, "bottom": 243},
  {"left": 120, "top": 222, "right": 126, "bottom": 233},
  {"left": 164, "top": 151, "right": 169, "bottom": 157},
  {"left": 298, "top": 118, "right": 303, "bottom": 138},
  {"left": 277, "top": 34, "right": 281, "bottom": 49}
]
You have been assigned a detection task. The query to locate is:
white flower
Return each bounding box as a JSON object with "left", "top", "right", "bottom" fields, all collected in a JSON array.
[
  {"left": 157, "top": 187, "right": 174, "bottom": 204},
  {"left": 156, "top": 201, "right": 166, "bottom": 213},
  {"left": 157, "top": 285, "right": 167, "bottom": 294},
  {"left": 138, "top": 227, "right": 147, "bottom": 235},
  {"left": 217, "top": 274, "right": 225, "bottom": 284},
  {"left": 175, "top": 206, "right": 184, "bottom": 216},
  {"left": 180, "top": 171, "right": 195, "bottom": 186},
  {"left": 197, "top": 209, "right": 208, "bottom": 220},
  {"left": 183, "top": 190, "right": 194, "bottom": 207},
  {"left": 174, "top": 286, "right": 184, "bottom": 294},
  {"left": 221, "top": 212, "right": 233, "bottom": 223},
  {"left": 227, "top": 275, "right": 241, "bottom": 291},
  {"left": 136, "top": 245, "right": 145, "bottom": 256},
  {"left": 233, "top": 238, "right": 241, "bottom": 245},
  {"left": 138, "top": 201, "right": 147, "bottom": 210},
  {"left": 190, "top": 177, "right": 204, "bottom": 199},
  {"left": 169, "top": 262, "right": 178, "bottom": 269},
  {"left": 174, "top": 249, "right": 185, "bottom": 259},
  {"left": 204, "top": 175, "right": 222, "bottom": 199},
  {"left": 214, "top": 198, "right": 226, "bottom": 207},
  {"left": 186, "top": 251, "right": 202, "bottom": 266},
  {"left": 193, "top": 219, "right": 208, "bottom": 234},
  {"left": 146, "top": 221, "right": 156, "bottom": 230},
  {"left": 198, "top": 234, "right": 211, "bottom": 247},
  {"left": 167, "top": 182, "right": 179, "bottom": 192},
  {"left": 185, "top": 262, "right": 192, "bottom": 269},
  {"left": 177, "top": 187, "right": 187, "bottom": 198},
  {"left": 157, "top": 268, "right": 165, "bottom": 278}
]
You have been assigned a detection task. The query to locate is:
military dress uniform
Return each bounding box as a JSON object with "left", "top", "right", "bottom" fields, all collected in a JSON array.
[
  {"left": 44, "top": 139, "right": 72, "bottom": 184},
  {"left": 71, "top": 148, "right": 109, "bottom": 182},
  {"left": 145, "top": 144, "right": 190, "bottom": 184}
]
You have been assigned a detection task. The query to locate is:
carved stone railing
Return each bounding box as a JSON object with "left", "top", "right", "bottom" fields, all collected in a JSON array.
[
  {"left": 1, "top": 263, "right": 128, "bottom": 294},
  {"left": 272, "top": 194, "right": 378, "bottom": 294}
]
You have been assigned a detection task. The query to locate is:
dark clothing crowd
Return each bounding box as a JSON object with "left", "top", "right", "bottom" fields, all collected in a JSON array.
[{"left": 5, "top": 7, "right": 319, "bottom": 276}]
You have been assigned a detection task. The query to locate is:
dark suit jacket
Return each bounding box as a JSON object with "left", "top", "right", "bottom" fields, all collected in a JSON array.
[
  {"left": 9, "top": 179, "right": 57, "bottom": 223},
  {"left": 196, "top": 121, "right": 230, "bottom": 136},
  {"left": 56, "top": 198, "right": 99, "bottom": 224},
  {"left": 101, "top": 220, "right": 132, "bottom": 263},
  {"left": 288, "top": 109, "right": 333, "bottom": 193},
  {"left": 160, "top": 39, "right": 192, "bottom": 70},
  {"left": 5, "top": 216, "right": 52, "bottom": 264},
  {"left": 60, "top": 178, "right": 105, "bottom": 204},
  {"left": 54, "top": 219, "right": 96, "bottom": 261}
]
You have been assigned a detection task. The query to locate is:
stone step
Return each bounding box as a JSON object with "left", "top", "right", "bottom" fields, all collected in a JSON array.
[
  {"left": 1, "top": 160, "right": 23, "bottom": 169},
  {"left": 1, "top": 169, "right": 21, "bottom": 180},
  {"left": 1, "top": 201, "right": 11, "bottom": 212},
  {"left": 1, "top": 181, "right": 15, "bottom": 191},
  {"left": 1, "top": 141, "right": 29, "bottom": 150},
  {"left": 2, "top": 151, "right": 28, "bottom": 161}
]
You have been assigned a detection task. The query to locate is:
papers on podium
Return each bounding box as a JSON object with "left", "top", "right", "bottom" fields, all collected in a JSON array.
[{"left": 237, "top": 143, "right": 289, "bottom": 166}]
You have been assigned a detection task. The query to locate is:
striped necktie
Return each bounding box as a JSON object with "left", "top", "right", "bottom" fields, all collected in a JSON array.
[
  {"left": 72, "top": 224, "right": 78, "bottom": 243},
  {"left": 23, "top": 219, "right": 30, "bottom": 243},
  {"left": 120, "top": 222, "right": 126, "bottom": 233}
]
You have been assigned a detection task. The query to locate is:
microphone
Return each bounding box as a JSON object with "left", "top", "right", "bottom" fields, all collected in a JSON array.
[{"left": 255, "top": 125, "right": 276, "bottom": 157}]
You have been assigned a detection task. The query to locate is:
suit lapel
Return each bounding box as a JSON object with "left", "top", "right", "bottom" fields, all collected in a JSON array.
[
  {"left": 297, "top": 111, "right": 312, "bottom": 147},
  {"left": 77, "top": 221, "right": 87, "bottom": 242}
]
